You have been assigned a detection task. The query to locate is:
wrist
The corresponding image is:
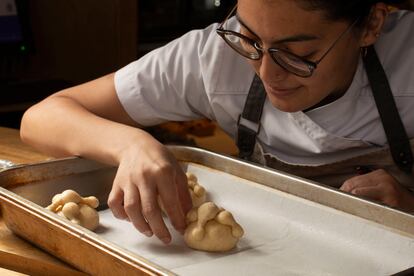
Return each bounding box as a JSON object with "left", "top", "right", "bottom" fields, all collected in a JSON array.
[{"left": 114, "top": 128, "right": 160, "bottom": 165}]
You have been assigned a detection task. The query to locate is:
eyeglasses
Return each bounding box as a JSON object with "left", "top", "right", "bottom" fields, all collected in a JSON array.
[{"left": 216, "top": 5, "right": 359, "bottom": 78}]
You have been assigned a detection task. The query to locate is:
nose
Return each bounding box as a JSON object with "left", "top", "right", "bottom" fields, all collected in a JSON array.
[{"left": 258, "top": 52, "right": 289, "bottom": 83}]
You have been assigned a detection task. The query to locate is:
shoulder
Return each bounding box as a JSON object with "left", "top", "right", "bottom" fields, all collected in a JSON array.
[
  {"left": 118, "top": 20, "right": 253, "bottom": 95},
  {"left": 114, "top": 20, "right": 254, "bottom": 127},
  {"left": 376, "top": 10, "right": 414, "bottom": 94},
  {"left": 178, "top": 19, "right": 255, "bottom": 96},
  {"left": 373, "top": 10, "right": 414, "bottom": 139},
  {"left": 377, "top": 10, "right": 414, "bottom": 58}
]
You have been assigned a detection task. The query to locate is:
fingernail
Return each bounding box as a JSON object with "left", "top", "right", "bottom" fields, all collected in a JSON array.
[
  {"left": 143, "top": 231, "right": 153, "bottom": 237},
  {"left": 161, "top": 237, "right": 171, "bottom": 244}
]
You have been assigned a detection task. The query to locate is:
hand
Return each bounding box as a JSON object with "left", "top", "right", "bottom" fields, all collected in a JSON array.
[
  {"left": 340, "top": 169, "right": 414, "bottom": 212},
  {"left": 107, "top": 132, "right": 193, "bottom": 244}
]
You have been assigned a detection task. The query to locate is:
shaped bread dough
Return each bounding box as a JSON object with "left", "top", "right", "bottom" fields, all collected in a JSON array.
[
  {"left": 185, "top": 172, "right": 207, "bottom": 208},
  {"left": 158, "top": 172, "right": 207, "bottom": 212},
  {"left": 184, "top": 202, "right": 244, "bottom": 252},
  {"left": 47, "top": 189, "right": 100, "bottom": 231}
]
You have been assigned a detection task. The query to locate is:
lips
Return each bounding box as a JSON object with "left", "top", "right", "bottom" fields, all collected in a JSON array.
[{"left": 264, "top": 84, "right": 301, "bottom": 97}]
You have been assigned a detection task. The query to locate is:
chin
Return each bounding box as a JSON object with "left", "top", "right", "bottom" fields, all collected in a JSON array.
[{"left": 268, "top": 96, "right": 304, "bottom": 113}]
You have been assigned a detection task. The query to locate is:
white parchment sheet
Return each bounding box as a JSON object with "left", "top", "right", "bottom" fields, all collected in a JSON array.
[{"left": 98, "top": 163, "right": 414, "bottom": 276}]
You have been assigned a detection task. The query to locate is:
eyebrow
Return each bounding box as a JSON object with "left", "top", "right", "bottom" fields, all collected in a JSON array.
[{"left": 235, "top": 13, "right": 320, "bottom": 44}]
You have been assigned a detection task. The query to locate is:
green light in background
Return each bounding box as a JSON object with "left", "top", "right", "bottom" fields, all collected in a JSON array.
[{"left": 20, "top": 45, "right": 26, "bottom": 52}]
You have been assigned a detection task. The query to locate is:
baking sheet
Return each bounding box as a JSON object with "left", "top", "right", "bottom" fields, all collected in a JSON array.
[
  {"left": 0, "top": 159, "right": 14, "bottom": 171},
  {"left": 1, "top": 147, "right": 414, "bottom": 275},
  {"left": 94, "top": 162, "right": 414, "bottom": 276}
]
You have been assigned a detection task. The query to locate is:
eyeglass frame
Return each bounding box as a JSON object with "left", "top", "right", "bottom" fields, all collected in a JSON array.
[{"left": 216, "top": 5, "right": 360, "bottom": 78}]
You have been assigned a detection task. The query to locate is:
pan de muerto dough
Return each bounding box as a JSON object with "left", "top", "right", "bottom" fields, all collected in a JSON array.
[
  {"left": 47, "top": 189, "right": 100, "bottom": 231},
  {"left": 184, "top": 202, "right": 244, "bottom": 252}
]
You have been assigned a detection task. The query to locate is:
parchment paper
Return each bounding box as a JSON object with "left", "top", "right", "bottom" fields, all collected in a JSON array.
[{"left": 97, "top": 163, "right": 414, "bottom": 276}]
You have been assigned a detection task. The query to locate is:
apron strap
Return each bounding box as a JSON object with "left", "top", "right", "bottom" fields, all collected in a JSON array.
[
  {"left": 237, "top": 46, "right": 413, "bottom": 174},
  {"left": 363, "top": 45, "right": 413, "bottom": 174},
  {"left": 237, "top": 75, "right": 266, "bottom": 159}
]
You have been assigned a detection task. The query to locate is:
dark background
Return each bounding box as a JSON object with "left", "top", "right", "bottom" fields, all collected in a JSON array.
[{"left": 0, "top": 0, "right": 236, "bottom": 129}]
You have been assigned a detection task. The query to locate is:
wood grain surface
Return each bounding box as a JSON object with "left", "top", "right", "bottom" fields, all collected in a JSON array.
[{"left": 0, "top": 127, "right": 87, "bottom": 275}]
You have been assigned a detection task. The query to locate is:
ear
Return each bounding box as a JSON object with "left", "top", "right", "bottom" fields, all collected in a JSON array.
[{"left": 359, "top": 3, "right": 389, "bottom": 47}]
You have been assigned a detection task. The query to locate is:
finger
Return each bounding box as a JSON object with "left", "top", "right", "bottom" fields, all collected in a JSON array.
[
  {"left": 340, "top": 173, "right": 377, "bottom": 192},
  {"left": 107, "top": 186, "right": 128, "bottom": 220},
  {"left": 163, "top": 148, "right": 192, "bottom": 215},
  {"left": 123, "top": 186, "right": 153, "bottom": 237},
  {"left": 351, "top": 186, "right": 383, "bottom": 202},
  {"left": 139, "top": 178, "right": 171, "bottom": 244},
  {"left": 176, "top": 169, "right": 193, "bottom": 215},
  {"left": 340, "top": 178, "right": 361, "bottom": 193},
  {"left": 158, "top": 169, "right": 189, "bottom": 235}
]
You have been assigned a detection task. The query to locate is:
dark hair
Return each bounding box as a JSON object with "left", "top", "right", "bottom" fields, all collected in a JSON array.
[{"left": 296, "top": 0, "right": 405, "bottom": 25}]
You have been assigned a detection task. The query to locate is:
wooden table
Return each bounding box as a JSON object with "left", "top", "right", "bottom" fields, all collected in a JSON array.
[{"left": 0, "top": 127, "right": 87, "bottom": 275}]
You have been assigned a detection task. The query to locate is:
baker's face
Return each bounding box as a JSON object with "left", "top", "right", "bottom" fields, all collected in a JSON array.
[{"left": 237, "top": 0, "right": 362, "bottom": 112}]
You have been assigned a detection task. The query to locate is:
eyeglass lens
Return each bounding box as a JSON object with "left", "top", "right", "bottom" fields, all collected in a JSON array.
[{"left": 222, "top": 32, "right": 312, "bottom": 76}]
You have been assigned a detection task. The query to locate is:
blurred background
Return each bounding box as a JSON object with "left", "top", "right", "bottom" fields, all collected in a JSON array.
[{"left": 0, "top": 0, "right": 236, "bottom": 128}]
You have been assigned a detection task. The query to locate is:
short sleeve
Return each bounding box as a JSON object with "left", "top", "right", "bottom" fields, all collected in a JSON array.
[{"left": 114, "top": 24, "right": 219, "bottom": 126}]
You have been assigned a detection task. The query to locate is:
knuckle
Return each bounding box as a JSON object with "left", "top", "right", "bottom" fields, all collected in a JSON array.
[
  {"left": 141, "top": 162, "right": 173, "bottom": 179},
  {"left": 108, "top": 205, "right": 124, "bottom": 219},
  {"left": 376, "top": 168, "right": 387, "bottom": 174},
  {"left": 156, "top": 162, "right": 174, "bottom": 175},
  {"left": 375, "top": 169, "right": 391, "bottom": 179},
  {"left": 124, "top": 200, "right": 139, "bottom": 212},
  {"left": 131, "top": 220, "right": 147, "bottom": 232},
  {"left": 107, "top": 194, "right": 120, "bottom": 209},
  {"left": 114, "top": 212, "right": 127, "bottom": 220},
  {"left": 142, "top": 203, "right": 159, "bottom": 218},
  {"left": 162, "top": 203, "right": 177, "bottom": 215}
]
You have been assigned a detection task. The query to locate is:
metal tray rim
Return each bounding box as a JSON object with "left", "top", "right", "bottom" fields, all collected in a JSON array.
[{"left": 1, "top": 145, "right": 414, "bottom": 275}]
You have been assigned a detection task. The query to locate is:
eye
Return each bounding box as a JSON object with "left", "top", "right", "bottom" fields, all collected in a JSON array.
[
  {"left": 274, "top": 45, "right": 313, "bottom": 58},
  {"left": 298, "top": 51, "right": 317, "bottom": 60},
  {"left": 240, "top": 28, "right": 260, "bottom": 42}
]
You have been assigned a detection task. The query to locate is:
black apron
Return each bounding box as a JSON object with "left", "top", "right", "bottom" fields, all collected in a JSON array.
[{"left": 236, "top": 45, "right": 414, "bottom": 188}]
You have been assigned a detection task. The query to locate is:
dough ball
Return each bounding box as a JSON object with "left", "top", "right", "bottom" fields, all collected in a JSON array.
[
  {"left": 186, "top": 172, "right": 197, "bottom": 183},
  {"left": 61, "top": 202, "right": 80, "bottom": 220},
  {"left": 78, "top": 204, "right": 100, "bottom": 231},
  {"left": 184, "top": 202, "right": 244, "bottom": 252},
  {"left": 47, "top": 190, "right": 100, "bottom": 231},
  {"left": 82, "top": 196, "right": 99, "bottom": 209},
  {"left": 58, "top": 190, "right": 82, "bottom": 204},
  {"left": 187, "top": 173, "right": 207, "bottom": 208},
  {"left": 158, "top": 172, "right": 207, "bottom": 213},
  {"left": 47, "top": 189, "right": 82, "bottom": 211},
  {"left": 189, "top": 185, "right": 206, "bottom": 208}
]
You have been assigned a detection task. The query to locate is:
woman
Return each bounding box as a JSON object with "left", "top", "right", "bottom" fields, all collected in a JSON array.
[{"left": 21, "top": 0, "right": 414, "bottom": 244}]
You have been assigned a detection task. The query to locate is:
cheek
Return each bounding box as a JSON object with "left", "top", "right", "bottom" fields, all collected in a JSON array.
[
  {"left": 247, "top": 59, "right": 261, "bottom": 75},
  {"left": 307, "top": 46, "right": 360, "bottom": 95}
]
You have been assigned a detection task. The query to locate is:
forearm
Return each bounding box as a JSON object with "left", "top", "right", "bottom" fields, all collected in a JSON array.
[{"left": 21, "top": 95, "right": 149, "bottom": 166}]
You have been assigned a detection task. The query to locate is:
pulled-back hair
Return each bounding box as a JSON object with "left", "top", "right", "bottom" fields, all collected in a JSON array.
[{"left": 296, "top": 0, "right": 405, "bottom": 25}]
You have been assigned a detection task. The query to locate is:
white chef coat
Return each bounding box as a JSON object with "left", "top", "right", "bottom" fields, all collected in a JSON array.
[{"left": 115, "top": 10, "right": 414, "bottom": 166}]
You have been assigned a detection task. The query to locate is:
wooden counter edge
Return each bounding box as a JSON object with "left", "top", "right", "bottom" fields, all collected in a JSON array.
[{"left": 0, "top": 127, "right": 87, "bottom": 275}]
